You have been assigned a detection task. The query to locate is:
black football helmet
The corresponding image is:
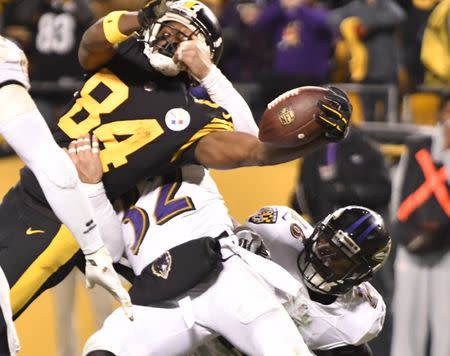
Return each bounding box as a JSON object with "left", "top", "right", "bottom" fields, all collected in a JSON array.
[
  {"left": 298, "top": 206, "right": 391, "bottom": 296},
  {"left": 142, "top": 0, "right": 223, "bottom": 76}
]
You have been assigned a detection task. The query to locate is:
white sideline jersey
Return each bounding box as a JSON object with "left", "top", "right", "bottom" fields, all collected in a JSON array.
[
  {"left": 0, "top": 37, "right": 30, "bottom": 89},
  {"left": 244, "top": 205, "right": 386, "bottom": 350},
  {"left": 122, "top": 165, "right": 234, "bottom": 275}
]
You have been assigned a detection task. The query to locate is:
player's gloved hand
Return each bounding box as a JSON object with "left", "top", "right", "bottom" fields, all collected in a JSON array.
[
  {"left": 315, "top": 86, "right": 352, "bottom": 142},
  {"left": 138, "top": 0, "right": 168, "bottom": 28},
  {"left": 85, "top": 246, "right": 134, "bottom": 321},
  {"left": 236, "top": 227, "right": 271, "bottom": 259}
]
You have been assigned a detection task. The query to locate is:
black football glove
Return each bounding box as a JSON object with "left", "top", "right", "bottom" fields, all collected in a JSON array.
[
  {"left": 235, "top": 227, "right": 271, "bottom": 260},
  {"left": 315, "top": 86, "right": 352, "bottom": 142},
  {"left": 138, "top": 0, "right": 169, "bottom": 28}
]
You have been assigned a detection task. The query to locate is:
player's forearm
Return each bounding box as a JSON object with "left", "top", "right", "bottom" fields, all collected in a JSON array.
[
  {"left": 195, "top": 131, "right": 327, "bottom": 169},
  {"left": 81, "top": 182, "right": 125, "bottom": 262},
  {"left": 79, "top": 11, "right": 140, "bottom": 70},
  {"left": 245, "top": 136, "right": 328, "bottom": 167},
  {"left": 200, "top": 66, "right": 259, "bottom": 136}
]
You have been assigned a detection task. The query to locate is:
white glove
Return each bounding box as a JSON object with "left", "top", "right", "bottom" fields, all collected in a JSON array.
[{"left": 85, "top": 246, "right": 134, "bottom": 321}]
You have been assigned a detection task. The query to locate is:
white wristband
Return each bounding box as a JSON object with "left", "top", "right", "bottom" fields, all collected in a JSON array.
[
  {"left": 200, "top": 65, "right": 228, "bottom": 90},
  {"left": 81, "top": 181, "right": 106, "bottom": 198}
]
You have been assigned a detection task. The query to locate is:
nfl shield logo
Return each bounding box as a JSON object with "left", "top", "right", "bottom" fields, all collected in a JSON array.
[{"left": 278, "top": 106, "right": 295, "bottom": 126}]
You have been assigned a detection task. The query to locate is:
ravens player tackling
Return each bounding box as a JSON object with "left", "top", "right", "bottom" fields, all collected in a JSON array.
[
  {"left": 63, "top": 137, "right": 389, "bottom": 356},
  {"left": 0, "top": 0, "right": 352, "bottom": 350},
  {"left": 193, "top": 205, "right": 391, "bottom": 356}
]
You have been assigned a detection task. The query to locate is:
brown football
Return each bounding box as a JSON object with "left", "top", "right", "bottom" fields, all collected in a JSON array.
[{"left": 258, "top": 86, "right": 328, "bottom": 148}]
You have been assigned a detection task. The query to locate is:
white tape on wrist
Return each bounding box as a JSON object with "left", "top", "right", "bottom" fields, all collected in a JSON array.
[
  {"left": 199, "top": 65, "right": 223, "bottom": 89},
  {"left": 81, "top": 181, "right": 105, "bottom": 197}
]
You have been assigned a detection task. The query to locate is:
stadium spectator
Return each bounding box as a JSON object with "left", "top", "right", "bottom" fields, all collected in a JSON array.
[
  {"left": 390, "top": 94, "right": 450, "bottom": 356},
  {"left": 292, "top": 125, "right": 391, "bottom": 222},
  {"left": 330, "top": 0, "right": 405, "bottom": 121},
  {"left": 253, "top": 0, "right": 335, "bottom": 117},
  {"left": 420, "top": 0, "right": 450, "bottom": 86},
  {"left": 219, "top": 0, "right": 272, "bottom": 83},
  {"left": 397, "top": 0, "right": 438, "bottom": 90}
]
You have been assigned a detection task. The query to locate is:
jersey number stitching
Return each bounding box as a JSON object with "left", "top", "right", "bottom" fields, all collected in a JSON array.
[
  {"left": 154, "top": 171, "right": 195, "bottom": 225},
  {"left": 123, "top": 171, "right": 195, "bottom": 255},
  {"left": 57, "top": 69, "right": 164, "bottom": 172}
]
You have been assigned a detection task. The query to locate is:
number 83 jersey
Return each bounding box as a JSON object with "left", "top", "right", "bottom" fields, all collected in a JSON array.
[{"left": 22, "top": 38, "right": 234, "bottom": 202}]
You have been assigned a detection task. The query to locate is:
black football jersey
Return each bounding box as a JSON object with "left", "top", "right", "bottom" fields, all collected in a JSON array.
[{"left": 21, "top": 37, "right": 233, "bottom": 202}]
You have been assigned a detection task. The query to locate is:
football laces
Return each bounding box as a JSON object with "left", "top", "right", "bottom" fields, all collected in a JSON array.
[{"left": 267, "top": 88, "right": 301, "bottom": 110}]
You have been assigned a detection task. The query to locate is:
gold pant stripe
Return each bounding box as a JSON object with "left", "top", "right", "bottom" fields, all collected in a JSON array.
[{"left": 10, "top": 225, "right": 79, "bottom": 314}]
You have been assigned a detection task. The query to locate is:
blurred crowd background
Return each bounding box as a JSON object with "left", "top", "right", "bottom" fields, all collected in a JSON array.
[{"left": 0, "top": 0, "right": 449, "bottom": 355}]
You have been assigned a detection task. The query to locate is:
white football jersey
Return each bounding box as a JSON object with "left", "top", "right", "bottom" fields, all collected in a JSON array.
[
  {"left": 244, "top": 206, "right": 386, "bottom": 350},
  {"left": 122, "top": 165, "right": 233, "bottom": 275},
  {"left": 0, "top": 37, "right": 30, "bottom": 89}
]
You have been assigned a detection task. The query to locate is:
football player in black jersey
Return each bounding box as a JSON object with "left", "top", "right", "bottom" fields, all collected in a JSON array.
[
  {"left": 0, "top": 35, "right": 132, "bottom": 355},
  {"left": 0, "top": 0, "right": 352, "bottom": 349}
]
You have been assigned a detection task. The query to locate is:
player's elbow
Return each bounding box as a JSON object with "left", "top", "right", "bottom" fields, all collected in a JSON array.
[
  {"left": 78, "top": 27, "right": 94, "bottom": 66},
  {"left": 78, "top": 33, "right": 97, "bottom": 70},
  {"left": 78, "top": 25, "right": 115, "bottom": 70},
  {"left": 78, "top": 47, "right": 91, "bottom": 70}
]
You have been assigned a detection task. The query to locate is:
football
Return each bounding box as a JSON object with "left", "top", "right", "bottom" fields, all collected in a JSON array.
[{"left": 258, "top": 86, "right": 328, "bottom": 148}]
